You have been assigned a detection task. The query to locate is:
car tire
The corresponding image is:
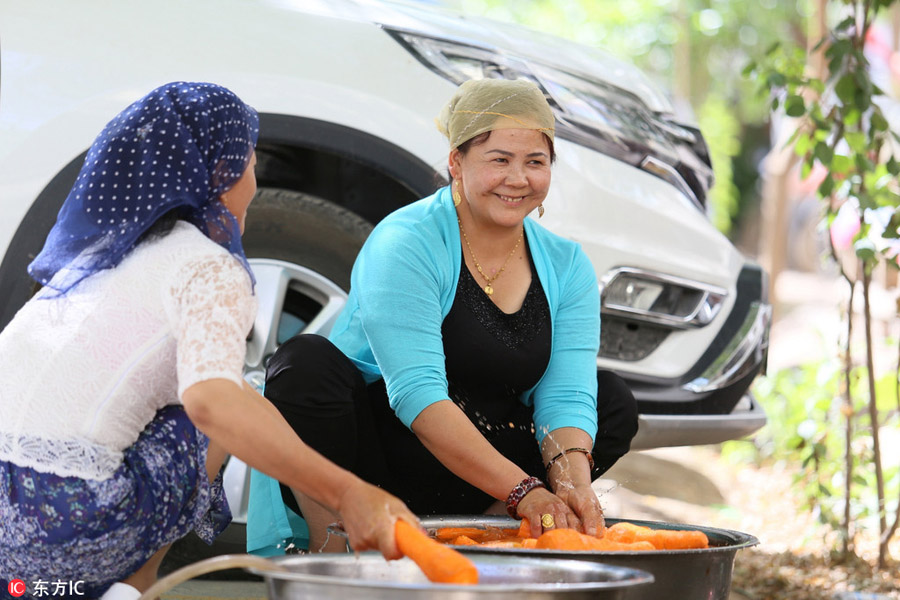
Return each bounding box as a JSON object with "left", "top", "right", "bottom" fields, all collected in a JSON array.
[{"left": 160, "top": 187, "right": 373, "bottom": 577}]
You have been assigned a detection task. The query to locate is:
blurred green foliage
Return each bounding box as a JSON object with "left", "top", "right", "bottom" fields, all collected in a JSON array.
[
  {"left": 722, "top": 363, "right": 899, "bottom": 533},
  {"left": 446, "top": 0, "right": 809, "bottom": 235}
]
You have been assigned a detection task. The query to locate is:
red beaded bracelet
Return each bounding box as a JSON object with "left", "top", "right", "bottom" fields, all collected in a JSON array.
[{"left": 505, "top": 476, "right": 547, "bottom": 518}]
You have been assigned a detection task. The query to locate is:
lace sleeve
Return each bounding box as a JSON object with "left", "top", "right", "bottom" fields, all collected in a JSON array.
[{"left": 165, "top": 253, "right": 256, "bottom": 399}]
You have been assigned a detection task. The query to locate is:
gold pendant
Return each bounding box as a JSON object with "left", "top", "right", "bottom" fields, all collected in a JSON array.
[{"left": 484, "top": 285, "right": 494, "bottom": 295}]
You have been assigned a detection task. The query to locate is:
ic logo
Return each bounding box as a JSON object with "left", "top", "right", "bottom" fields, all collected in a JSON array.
[{"left": 7, "top": 579, "right": 26, "bottom": 597}]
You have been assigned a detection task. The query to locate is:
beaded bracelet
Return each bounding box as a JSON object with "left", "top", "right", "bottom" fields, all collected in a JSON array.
[
  {"left": 505, "top": 476, "right": 547, "bottom": 518},
  {"left": 545, "top": 447, "right": 595, "bottom": 473}
]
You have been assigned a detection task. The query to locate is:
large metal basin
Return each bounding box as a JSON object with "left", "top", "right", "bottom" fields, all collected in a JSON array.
[
  {"left": 415, "top": 516, "right": 758, "bottom": 600},
  {"left": 247, "top": 552, "right": 653, "bottom": 599}
]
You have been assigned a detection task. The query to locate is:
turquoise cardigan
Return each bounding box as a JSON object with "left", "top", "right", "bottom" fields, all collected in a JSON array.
[{"left": 247, "top": 185, "right": 600, "bottom": 554}]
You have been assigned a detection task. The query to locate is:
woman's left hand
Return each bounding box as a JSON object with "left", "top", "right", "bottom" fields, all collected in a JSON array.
[
  {"left": 516, "top": 486, "right": 582, "bottom": 538},
  {"left": 553, "top": 482, "right": 605, "bottom": 537}
]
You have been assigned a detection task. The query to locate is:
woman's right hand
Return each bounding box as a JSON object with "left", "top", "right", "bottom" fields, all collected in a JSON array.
[
  {"left": 336, "top": 478, "right": 419, "bottom": 560},
  {"left": 516, "top": 486, "right": 582, "bottom": 538}
]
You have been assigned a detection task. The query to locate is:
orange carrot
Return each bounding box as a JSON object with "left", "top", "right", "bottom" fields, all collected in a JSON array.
[
  {"left": 451, "top": 535, "right": 480, "bottom": 546},
  {"left": 520, "top": 537, "right": 539, "bottom": 549},
  {"left": 434, "top": 527, "right": 487, "bottom": 542},
  {"left": 481, "top": 540, "right": 520, "bottom": 548},
  {"left": 652, "top": 529, "right": 709, "bottom": 550},
  {"left": 605, "top": 522, "right": 708, "bottom": 549},
  {"left": 604, "top": 522, "right": 646, "bottom": 544},
  {"left": 593, "top": 538, "right": 656, "bottom": 552},
  {"left": 517, "top": 518, "right": 532, "bottom": 538},
  {"left": 535, "top": 527, "right": 657, "bottom": 552},
  {"left": 535, "top": 528, "right": 599, "bottom": 551},
  {"left": 395, "top": 520, "right": 479, "bottom": 585}
]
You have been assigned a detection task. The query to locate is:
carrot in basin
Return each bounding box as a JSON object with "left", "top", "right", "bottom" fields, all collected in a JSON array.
[
  {"left": 535, "top": 528, "right": 599, "bottom": 551},
  {"left": 652, "top": 529, "right": 709, "bottom": 550},
  {"left": 605, "top": 522, "right": 708, "bottom": 549},
  {"left": 434, "top": 527, "right": 487, "bottom": 542},
  {"left": 593, "top": 538, "right": 656, "bottom": 552},
  {"left": 517, "top": 518, "right": 532, "bottom": 538},
  {"left": 395, "top": 520, "right": 479, "bottom": 585},
  {"left": 535, "top": 528, "right": 656, "bottom": 552},
  {"left": 451, "top": 535, "right": 480, "bottom": 546}
]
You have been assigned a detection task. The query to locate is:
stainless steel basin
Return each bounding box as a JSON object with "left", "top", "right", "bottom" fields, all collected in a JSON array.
[{"left": 247, "top": 552, "right": 653, "bottom": 599}]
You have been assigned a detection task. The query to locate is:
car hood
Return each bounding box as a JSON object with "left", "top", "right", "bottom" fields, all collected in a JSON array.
[{"left": 261, "top": 0, "right": 675, "bottom": 114}]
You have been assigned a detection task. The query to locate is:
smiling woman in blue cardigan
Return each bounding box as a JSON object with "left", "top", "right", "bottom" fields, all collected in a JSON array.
[{"left": 247, "top": 78, "right": 638, "bottom": 555}]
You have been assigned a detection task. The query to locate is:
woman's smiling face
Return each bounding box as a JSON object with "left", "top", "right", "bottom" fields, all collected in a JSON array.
[{"left": 450, "top": 128, "right": 552, "bottom": 229}]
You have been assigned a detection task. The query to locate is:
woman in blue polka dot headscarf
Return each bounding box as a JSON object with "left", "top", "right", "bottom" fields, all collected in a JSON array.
[
  {"left": 29, "top": 81, "right": 257, "bottom": 293},
  {"left": 0, "top": 82, "right": 417, "bottom": 600}
]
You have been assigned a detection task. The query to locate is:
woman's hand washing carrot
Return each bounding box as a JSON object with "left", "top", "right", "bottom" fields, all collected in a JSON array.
[{"left": 395, "top": 519, "right": 479, "bottom": 585}]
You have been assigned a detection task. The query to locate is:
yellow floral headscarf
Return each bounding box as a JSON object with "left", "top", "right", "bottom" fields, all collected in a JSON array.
[{"left": 435, "top": 78, "right": 555, "bottom": 149}]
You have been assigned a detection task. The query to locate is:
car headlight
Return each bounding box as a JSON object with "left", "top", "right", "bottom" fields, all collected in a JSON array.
[
  {"left": 387, "top": 29, "right": 710, "bottom": 212},
  {"left": 600, "top": 267, "right": 726, "bottom": 329}
]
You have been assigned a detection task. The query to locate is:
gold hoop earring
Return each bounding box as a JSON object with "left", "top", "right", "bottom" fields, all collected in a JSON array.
[
  {"left": 538, "top": 204, "right": 545, "bottom": 218},
  {"left": 453, "top": 180, "right": 462, "bottom": 207}
]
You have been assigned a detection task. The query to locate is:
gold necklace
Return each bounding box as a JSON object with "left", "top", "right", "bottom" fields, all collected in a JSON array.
[{"left": 458, "top": 218, "right": 523, "bottom": 296}]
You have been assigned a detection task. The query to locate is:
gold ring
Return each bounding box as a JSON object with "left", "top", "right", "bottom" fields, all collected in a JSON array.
[{"left": 541, "top": 513, "right": 555, "bottom": 528}]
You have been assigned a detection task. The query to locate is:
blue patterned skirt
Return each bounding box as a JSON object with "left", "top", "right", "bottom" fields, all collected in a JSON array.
[{"left": 0, "top": 405, "right": 230, "bottom": 599}]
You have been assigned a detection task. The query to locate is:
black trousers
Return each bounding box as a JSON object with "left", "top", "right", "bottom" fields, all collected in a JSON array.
[{"left": 264, "top": 334, "right": 638, "bottom": 516}]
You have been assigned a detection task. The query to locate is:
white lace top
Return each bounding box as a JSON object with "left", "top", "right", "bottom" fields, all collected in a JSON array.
[{"left": 0, "top": 222, "right": 257, "bottom": 481}]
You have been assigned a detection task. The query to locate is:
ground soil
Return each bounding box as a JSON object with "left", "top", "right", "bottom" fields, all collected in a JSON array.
[{"left": 600, "top": 446, "right": 900, "bottom": 599}]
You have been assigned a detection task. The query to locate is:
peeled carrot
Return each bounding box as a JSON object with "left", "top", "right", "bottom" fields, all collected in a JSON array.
[
  {"left": 480, "top": 540, "right": 520, "bottom": 548},
  {"left": 604, "top": 522, "right": 646, "bottom": 544},
  {"left": 517, "top": 518, "right": 531, "bottom": 538},
  {"left": 435, "top": 527, "right": 487, "bottom": 542},
  {"left": 605, "top": 522, "right": 708, "bottom": 549},
  {"left": 451, "top": 535, "right": 480, "bottom": 546},
  {"left": 395, "top": 520, "right": 479, "bottom": 585},
  {"left": 593, "top": 538, "right": 656, "bottom": 552},
  {"left": 535, "top": 528, "right": 600, "bottom": 551},
  {"left": 652, "top": 529, "right": 709, "bottom": 550},
  {"left": 534, "top": 527, "right": 657, "bottom": 552},
  {"left": 520, "top": 537, "right": 538, "bottom": 549}
]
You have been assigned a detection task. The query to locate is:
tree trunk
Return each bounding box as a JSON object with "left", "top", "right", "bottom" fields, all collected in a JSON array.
[
  {"left": 861, "top": 268, "right": 888, "bottom": 567},
  {"left": 841, "top": 272, "right": 856, "bottom": 556}
]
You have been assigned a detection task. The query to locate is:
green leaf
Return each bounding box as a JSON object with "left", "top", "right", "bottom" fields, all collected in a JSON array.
[
  {"left": 830, "top": 154, "right": 853, "bottom": 173},
  {"left": 885, "top": 206, "right": 900, "bottom": 235},
  {"left": 834, "top": 16, "right": 855, "bottom": 33},
  {"left": 794, "top": 133, "right": 812, "bottom": 156},
  {"left": 784, "top": 94, "right": 806, "bottom": 117},
  {"left": 835, "top": 75, "right": 857, "bottom": 104},
  {"left": 844, "top": 132, "right": 866, "bottom": 153},
  {"left": 871, "top": 111, "right": 889, "bottom": 132},
  {"left": 844, "top": 108, "right": 861, "bottom": 126},
  {"left": 854, "top": 238, "right": 877, "bottom": 262},
  {"left": 767, "top": 72, "right": 787, "bottom": 88},
  {"left": 887, "top": 157, "right": 900, "bottom": 176},
  {"left": 826, "top": 38, "right": 851, "bottom": 62},
  {"left": 742, "top": 61, "right": 757, "bottom": 77},
  {"left": 818, "top": 174, "right": 835, "bottom": 197},
  {"left": 770, "top": 96, "right": 780, "bottom": 111},
  {"left": 764, "top": 41, "right": 780, "bottom": 56},
  {"left": 854, "top": 153, "right": 874, "bottom": 173},
  {"left": 814, "top": 141, "right": 834, "bottom": 165},
  {"left": 855, "top": 89, "right": 871, "bottom": 111}
]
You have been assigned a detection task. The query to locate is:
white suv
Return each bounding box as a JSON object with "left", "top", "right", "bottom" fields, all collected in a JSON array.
[{"left": 1, "top": 0, "right": 769, "bottom": 558}]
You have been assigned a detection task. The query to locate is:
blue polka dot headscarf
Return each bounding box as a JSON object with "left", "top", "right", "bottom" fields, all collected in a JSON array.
[{"left": 28, "top": 81, "right": 259, "bottom": 294}]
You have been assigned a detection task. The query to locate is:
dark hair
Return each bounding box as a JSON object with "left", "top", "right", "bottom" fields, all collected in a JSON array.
[
  {"left": 456, "top": 130, "right": 556, "bottom": 163},
  {"left": 135, "top": 206, "right": 195, "bottom": 245}
]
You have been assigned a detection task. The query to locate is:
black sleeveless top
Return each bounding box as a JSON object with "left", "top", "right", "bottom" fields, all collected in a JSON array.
[{"left": 441, "top": 239, "right": 552, "bottom": 433}]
